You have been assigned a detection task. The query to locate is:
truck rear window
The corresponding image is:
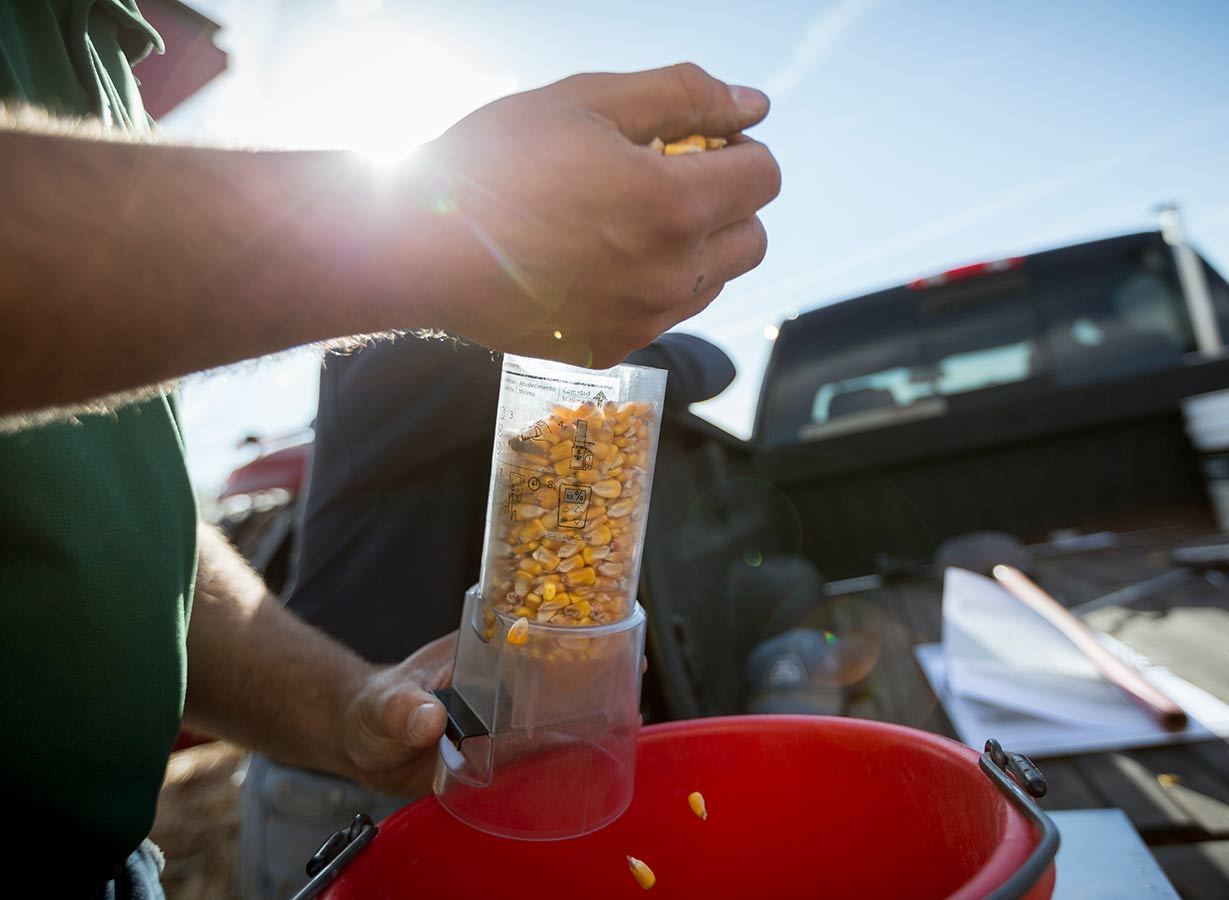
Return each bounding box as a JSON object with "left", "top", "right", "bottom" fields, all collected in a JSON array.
[{"left": 762, "top": 238, "right": 1202, "bottom": 446}]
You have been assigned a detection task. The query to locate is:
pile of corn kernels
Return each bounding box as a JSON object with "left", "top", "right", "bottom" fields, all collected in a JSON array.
[{"left": 483, "top": 398, "right": 657, "bottom": 640}]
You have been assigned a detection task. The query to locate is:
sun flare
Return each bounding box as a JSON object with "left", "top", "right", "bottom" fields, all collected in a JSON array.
[{"left": 267, "top": 22, "right": 518, "bottom": 166}]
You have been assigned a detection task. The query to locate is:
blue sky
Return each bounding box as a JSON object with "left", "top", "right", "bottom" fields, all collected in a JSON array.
[{"left": 167, "top": 0, "right": 1229, "bottom": 493}]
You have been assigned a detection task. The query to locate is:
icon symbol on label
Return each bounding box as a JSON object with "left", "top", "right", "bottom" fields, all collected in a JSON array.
[
  {"left": 527, "top": 476, "right": 541, "bottom": 491},
  {"left": 557, "top": 483, "right": 592, "bottom": 528}
]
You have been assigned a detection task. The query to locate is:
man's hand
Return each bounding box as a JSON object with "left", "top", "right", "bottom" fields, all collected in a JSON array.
[
  {"left": 185, "top": 526, "right": 460, "bottom": 795},
  {"left": 417, "top": 63, "right": 781, "bottom": 367},
  {"left": 340, "top": 631, "right": 457, "bottom": 796},
  {"left": 1, "top": 63, "right": 778, "bottom": 417}
]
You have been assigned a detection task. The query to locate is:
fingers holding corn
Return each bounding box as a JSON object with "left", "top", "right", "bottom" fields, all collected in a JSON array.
[{"left": 648, "top": 134, "right": 728, "bottom": 155}]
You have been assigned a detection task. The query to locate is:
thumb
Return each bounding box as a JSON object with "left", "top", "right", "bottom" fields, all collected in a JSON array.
[
  {"left": 582, "top": 62, "right": 770, "bottom": 143},
  {"left": 381, "top": 687, "right": 447, "bottom": 748}
]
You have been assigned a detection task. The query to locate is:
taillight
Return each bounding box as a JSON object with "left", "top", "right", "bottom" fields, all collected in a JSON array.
[{"left": 908, "top": 256, "right": 1023, "bottom": 290}]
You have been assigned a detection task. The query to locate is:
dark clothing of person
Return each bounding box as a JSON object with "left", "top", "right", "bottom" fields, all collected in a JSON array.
[{"left": 286, "top": 334, "right": 733, "bottom": 663}]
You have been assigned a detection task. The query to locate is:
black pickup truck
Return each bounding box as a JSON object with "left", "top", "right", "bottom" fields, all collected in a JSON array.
[{"left": 641, "top": 230, "right": 1229, "bottom": 718}]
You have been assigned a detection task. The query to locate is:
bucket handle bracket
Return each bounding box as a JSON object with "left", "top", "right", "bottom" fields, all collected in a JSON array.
[
  {"left": 980, "top": 738, "right": 1061, "bottom": 900},
  {"left": 288, "top": 813, "right": 378, "bottom": 900}
]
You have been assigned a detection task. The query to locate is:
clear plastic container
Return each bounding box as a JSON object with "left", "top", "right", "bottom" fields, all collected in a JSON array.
[
  {"left": 477, "top": 355, "right": 667, "bottom": 633},
  {"left": 435, "top": 585, "right": 647, "bottom": 839}
]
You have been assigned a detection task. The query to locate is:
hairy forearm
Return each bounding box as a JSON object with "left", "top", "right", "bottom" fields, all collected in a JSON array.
[
  {"left": 0, "top": 117, "right": 451, "bottom": 415},
  {"left": 184, "top": 524, "right": 375, "bottom": 777}
]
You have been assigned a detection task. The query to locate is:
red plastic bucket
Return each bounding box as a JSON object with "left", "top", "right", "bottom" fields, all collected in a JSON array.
[{"left": 320, "top": 716, "right": 1056, "bottom": 899}]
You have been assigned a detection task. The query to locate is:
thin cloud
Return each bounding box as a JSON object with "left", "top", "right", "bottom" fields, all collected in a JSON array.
[{"left": 763, "top": 0, "right": 883, "bottom": 99}]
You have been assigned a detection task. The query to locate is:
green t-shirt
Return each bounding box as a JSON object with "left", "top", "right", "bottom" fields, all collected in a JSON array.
[{"left": 0, "top": 0, "right": 198, "bottom": 879}]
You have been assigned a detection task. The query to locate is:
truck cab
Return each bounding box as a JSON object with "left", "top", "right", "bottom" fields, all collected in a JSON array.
[
  {"left": 752, "top": 231, "right": 1229, "bottom": 576},
  {"left": 639, "top": 230, "right": 1229, "bottom": 718}
]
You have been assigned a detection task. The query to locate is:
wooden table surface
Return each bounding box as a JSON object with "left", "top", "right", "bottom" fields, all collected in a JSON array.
[{"left": 834, "top": 530, "right": 1229, "bottom": 899}]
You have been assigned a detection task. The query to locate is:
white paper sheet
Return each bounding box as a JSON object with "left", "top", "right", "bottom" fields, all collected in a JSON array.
[{"left": 915, "top": 568, "right": 1229, "bottom": 757}]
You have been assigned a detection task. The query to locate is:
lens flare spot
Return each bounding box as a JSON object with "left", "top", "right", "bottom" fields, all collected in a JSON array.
[
  {"left": 553, "top": 330, "right": 563, "bottom": 340},
  {"left": 743, "top": 548, "right": 763, "bottom": 567}
]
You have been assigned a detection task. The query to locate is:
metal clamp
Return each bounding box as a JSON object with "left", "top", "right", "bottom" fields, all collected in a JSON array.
[
  {"left": 980, "top": 739, "right": 1061, "bottom": 900},
  {"left": 433, "top": 686, "right": 489, "bottom": 748},
  {"left": 289, "top": 813, "right": 378, "bottom": 900}
]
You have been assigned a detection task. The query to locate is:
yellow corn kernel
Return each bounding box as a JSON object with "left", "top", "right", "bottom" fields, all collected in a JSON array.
[
  {"left": 585, "top": 545, "right": 611, "bottom": 563},
  {"left": 648, "top": 137, "right": 665, "bottom": 153},
  {"left": 515, "top": 503, "right": 547, "bottom": 520},
  {"left": 607, "top": 499, "right": 634, "bottom": 518},
  {"left": 538, "top": 597, "right": 568, "bottom": 614},
  {"left": 557, "top": 554, "right": 584, "bottom": 574},
  {"left": 598, "top": 562, "right": 624, "bottom": 578},
  {"left": 626, "top": 856, "right": 656, "bottom": 890},
  {"left": 511, "top": 542, "right": 538, "bottom": 555},
  {"left": 553, "top": 591, "right": 570, "bottom": 606},
  {"left": 517, "top": 558, "right": 543, "bottom": 576},
  {"left": 525, "top": 593, "right": 543, "bottom": 609},
  {"left": 483, "top": 608, "right": 497, "bottom": 626},
  {"left": 593, "top": 479, "right": 622, "bottom": 499},
  {"left": 588, "top": 525, "right": 613, "bottom": 547},
  {"left": 549, "top": 440, "right": 574, "bottom": 462},
  {"left": 591, "top": 442, "right": 612, "bottom": 460},
  {"left": 567, "top": 566, "right": 597, "bottom": 587},
  {"left": 483, "top": 625, "right": 495, "bottom": 642},
  {"left": 513, "top": 605, "right": 534, "bottom": 618},
  {"left": 663, "top": 133, "right": 706, "bottom": 155},
  {"left": 596, "top": 576, "right": 620, "bottom": 592},
  {"left": 533, "top": 546, "right": 561, "bottom": 570},
  {"left": 542, "top": 582, "right": 557, "bottom": 602},
  {"left": 513, "top": 571, "right": 534, "bottom": 597},
  {"left": 565, "top": 599, "right": 592, "bottom": 619},
  {"left": 520, "top": 518, "right": 547, "bottom": 542},
  {"left": 554, "top": 458, "right": 573, "bottom": 475},
  {"left": 688, "top": 791, "right": 707, "bottom": 820},
  {"left": 705, "top": 136, "right": 728, "bottom": 150},
  {"left": 506, "top": 616, "right": 530, "bottom": 645},
  {"left": 557, "top": 541, "right": 583, "bottom": 558}
]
